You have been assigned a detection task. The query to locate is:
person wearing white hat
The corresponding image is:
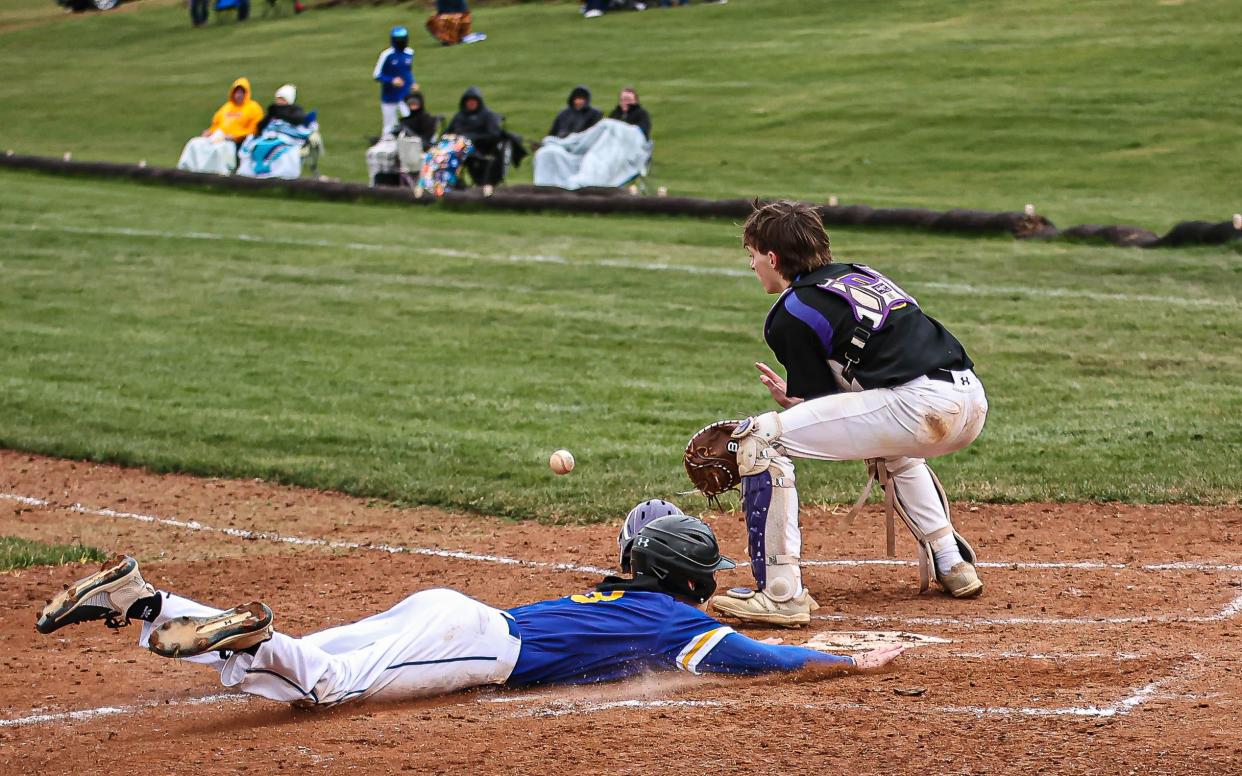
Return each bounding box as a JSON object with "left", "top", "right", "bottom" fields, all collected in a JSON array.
[{"left": 257, "top": 84, "right": 308, "bottom": 134}]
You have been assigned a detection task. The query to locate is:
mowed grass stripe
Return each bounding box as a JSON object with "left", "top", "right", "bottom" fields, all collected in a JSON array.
[
  {"left": 1, "top": 172, "right": 1239, "bottom": 516},
  {"left": 2, "top": 221, "right": 1237, "bottom": 311},
  {"left": 3, "top": 0, "right": 1242, "bottom": 227}
]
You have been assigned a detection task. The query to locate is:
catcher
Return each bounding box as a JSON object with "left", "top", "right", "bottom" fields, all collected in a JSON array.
[
  {"left": 35, "top": 510, "right": 903, "bottom": 708},
  {"left": 685, "top": 200, "right": 988, "bottom": 627}
]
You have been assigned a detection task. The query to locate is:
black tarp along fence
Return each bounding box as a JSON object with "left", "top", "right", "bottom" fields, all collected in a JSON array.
[{"left": 3, "top": 152, "right": 1239, "bottom": 248}]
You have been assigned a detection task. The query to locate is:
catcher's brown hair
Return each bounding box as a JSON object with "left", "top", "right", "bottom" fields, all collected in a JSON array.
[{"left": 742, "top": 200, "right": 833, "bottom": 280}]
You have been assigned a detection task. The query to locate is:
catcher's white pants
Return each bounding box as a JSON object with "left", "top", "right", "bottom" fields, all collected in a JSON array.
[
  {"left": 138, "top": 588, "right": 520, "bottom": 707},
  {"left": 756, "top": 369, "right": 988, "bottom": 593}
]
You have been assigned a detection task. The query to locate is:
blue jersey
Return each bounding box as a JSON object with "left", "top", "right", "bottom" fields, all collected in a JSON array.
[
  {"left": 505, "top": 589, "right": 852, "bottom": 687},
  {"left": 373, "top": 47, "right": 415, "bottom": 104}
]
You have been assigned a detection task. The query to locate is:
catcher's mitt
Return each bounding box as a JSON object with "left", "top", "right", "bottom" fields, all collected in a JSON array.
[{"left": 684, "top": 420, "right": 742, "bottom": 506}]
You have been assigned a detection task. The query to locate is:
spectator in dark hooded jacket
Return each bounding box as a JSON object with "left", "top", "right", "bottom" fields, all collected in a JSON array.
[
  {"left": 445, "top": 85, "right": 503, "bottom": 153},
  {"left": 396, "top": 91, "right": 439, "bottom": 148},
  {"left": 547, "top": 85, "right": 603, "bottom": 139},
  {"left": 607, "top": 86, "right": 651, "bottom": 140}
]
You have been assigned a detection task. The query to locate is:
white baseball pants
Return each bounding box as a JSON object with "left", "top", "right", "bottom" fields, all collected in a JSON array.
[
  {"left": 137, "top": 588, "right": 520, "bottom": 706},
  {"left": 757, "top": 369, "right": 988, "bottom": 594}
]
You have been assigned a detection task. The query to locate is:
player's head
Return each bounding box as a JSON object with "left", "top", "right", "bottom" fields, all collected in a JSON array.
[
  {"left": 630, "top": 515, "right": 735, "bottom": 604},
  {"left": 742, "top": 199, "right": 834, "bottom": 287},
  {"left": 390, "top": 25, "right": 409, "bottom": 50},
  {"left": 617, "top": 499, "right": 684, "bottom": 573}
]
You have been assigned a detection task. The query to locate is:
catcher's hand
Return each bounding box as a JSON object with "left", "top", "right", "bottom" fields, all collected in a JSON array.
[{"left": 684, "top": 420, "right": 742, "bottom": 505}]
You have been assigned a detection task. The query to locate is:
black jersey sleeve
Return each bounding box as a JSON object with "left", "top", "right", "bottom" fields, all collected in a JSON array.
[{"left": 766, "top": 301, "right": 841, "bottom": 401}]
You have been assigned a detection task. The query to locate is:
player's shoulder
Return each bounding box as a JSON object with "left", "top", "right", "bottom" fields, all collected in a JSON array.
[{"left": 767, "top": 277, "right": 847, "bottom": 340}]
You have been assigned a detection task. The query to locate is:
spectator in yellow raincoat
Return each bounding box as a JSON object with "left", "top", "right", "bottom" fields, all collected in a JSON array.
[
  {"left": 177, "top": 77, "right": 265, "bottom": 175},
  {"left": 202, "top": 77, "right": 264, "bottom": 144}
]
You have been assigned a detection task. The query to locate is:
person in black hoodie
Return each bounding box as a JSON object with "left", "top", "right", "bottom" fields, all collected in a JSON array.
[
  {"left": 445, "top": 85, "right": 503, "bottom": 154},
  {"left": 547, "top": 85, "right": 603, "bottom": 139},
  {"left": 607, "top": 86, "right": 651, "bottom": 140},
  {"left": 395, "top": 91, "right": 439, "bottom": 150},
  {"left": 444, "top": 85, "right": 527, "bottom": 186}
]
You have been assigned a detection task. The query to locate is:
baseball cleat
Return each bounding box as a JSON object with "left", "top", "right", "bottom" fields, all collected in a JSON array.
[
  {"left": 937, "top": 561, "right": 984, "bottom": 598},
  {"left": 36, "top": 554, "right": 154, "bottom": 634},
  {"left": 710, "top": 587, "right": 820, "bottom": 628},
  {"left": 148, "top": 602, "right": 273, "bottom": 658}
]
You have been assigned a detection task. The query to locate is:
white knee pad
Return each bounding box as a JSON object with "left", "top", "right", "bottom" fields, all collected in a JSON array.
[{"left": 734, "top": 414, "right": 803, "bottom": 602}]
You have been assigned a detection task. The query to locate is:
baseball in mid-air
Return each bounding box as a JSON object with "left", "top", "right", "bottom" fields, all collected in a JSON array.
[{"left": 549, "top": 449, "right": 575, "bottom": 475}]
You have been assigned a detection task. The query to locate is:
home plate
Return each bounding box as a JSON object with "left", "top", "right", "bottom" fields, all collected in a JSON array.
[{"left": 804, "top": 631, "right": 951, "bottom": 652}]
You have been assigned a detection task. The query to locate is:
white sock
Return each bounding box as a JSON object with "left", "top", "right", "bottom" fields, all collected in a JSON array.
[{"left": 931, "top": 534, "right": 964, "bottom": 575}]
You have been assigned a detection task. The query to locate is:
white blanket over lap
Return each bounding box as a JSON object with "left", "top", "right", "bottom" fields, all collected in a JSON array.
[
  {"left": 177, "top": 137, "right": 237, "bottom": 175},
  {"left": 533, "top": 118, "right": 652, "bottom": 190}
]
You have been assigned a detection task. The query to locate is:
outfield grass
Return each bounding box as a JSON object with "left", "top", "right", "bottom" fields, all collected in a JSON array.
[
  {"left": 2, "top": 169, "right": 1239, "bottom": 519},
  {"left": 1, "top": 0, "right": 1240, "bottom": 229},
  {"left": 0, "top": 536, "right": 108, "bottom": 570}
]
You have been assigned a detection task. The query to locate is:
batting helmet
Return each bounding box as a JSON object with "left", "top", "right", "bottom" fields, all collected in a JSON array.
[
  {"left": 630, "top": 515, "right": 735, "bottom": 603},
  {"left": 617, "top": 499, "right": 684, "bottom": 573}
]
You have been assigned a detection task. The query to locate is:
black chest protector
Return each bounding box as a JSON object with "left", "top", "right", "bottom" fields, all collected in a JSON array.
[
  {"left": 776, "top": 263, "right": 972, "bottom": 391},
  {"left": 810, "top": 264, "right": 919, "bottom": 383}
]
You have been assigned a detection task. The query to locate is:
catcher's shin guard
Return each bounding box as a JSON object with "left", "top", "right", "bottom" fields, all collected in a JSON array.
[
  {"left": 886, "top": 460, "right": 978, "bottom": 595},
  {"left": 732, "top": 413, "right": 803, "bottom": 602}
]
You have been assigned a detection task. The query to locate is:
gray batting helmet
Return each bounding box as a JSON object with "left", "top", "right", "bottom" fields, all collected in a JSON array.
[{"left": 618, "top": 499, "right": 683, "bottom": 573}]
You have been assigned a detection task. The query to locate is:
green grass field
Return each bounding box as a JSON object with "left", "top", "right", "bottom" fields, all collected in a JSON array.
[
  {"left": 1, "top": 0, "right": 1241, "bottom": 229},
  {"left": 0, "top": 535, "right": 107, "bottom": 570},
  {"left": 2, "top": 169, "right": 1239, "bottom": 519}
]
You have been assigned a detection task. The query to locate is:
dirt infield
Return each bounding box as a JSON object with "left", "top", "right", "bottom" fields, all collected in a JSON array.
[{"left": 2, "top": 450, "right": 1241, "bottom": 774}]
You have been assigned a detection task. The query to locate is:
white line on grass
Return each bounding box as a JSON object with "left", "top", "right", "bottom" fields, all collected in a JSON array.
[
  {"left": 2, "top": 222, "right": 1235, "bottom": 309},
  {"left": 3, "top": 223, "right": 388, "bottom": 252}
]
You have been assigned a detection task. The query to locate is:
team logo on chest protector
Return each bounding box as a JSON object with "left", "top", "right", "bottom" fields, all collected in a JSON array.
[{"left": 818, "top": 265, "right": 917, "bottom": 330}]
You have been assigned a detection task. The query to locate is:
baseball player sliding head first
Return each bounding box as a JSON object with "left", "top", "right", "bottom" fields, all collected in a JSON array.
[
  {"left": 34, "top": 502, "right": 903, "bottom": 709},
  {"left": 706, "top": 199, "right": 989, "bottom": 627}
]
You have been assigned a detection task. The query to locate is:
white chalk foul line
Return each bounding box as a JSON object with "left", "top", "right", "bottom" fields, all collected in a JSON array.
[
  {"left": 0, "top": 492, "right": 611, "bottom": 577},
  {"left": 0, "top": 692, "right": 244, "bottom": 729},
  {"left": 2, "top": 222, "right": 1235, "bottom": 309}
]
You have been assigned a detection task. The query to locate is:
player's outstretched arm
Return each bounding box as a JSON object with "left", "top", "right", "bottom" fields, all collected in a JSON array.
[{"left": 696, "top": 632, "right": 903, "bottom": 677}]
